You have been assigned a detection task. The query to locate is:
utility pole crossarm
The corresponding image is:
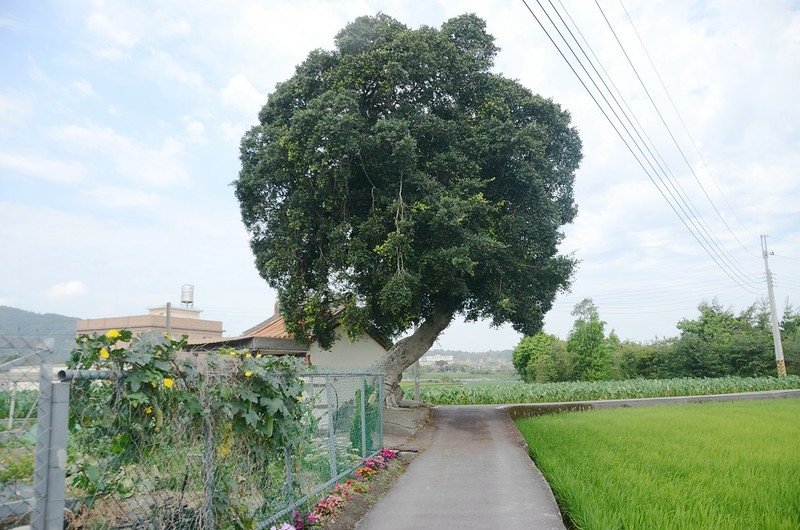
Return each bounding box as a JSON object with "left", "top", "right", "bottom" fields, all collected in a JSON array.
[{"left": 761, "top": 235, "right": 787, "bottom": 377}]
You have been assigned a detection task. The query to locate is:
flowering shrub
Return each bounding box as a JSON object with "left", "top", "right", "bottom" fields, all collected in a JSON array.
[
  {"left": 380, "top": 448, "right": 398, "bottom": 460},
  {"left": 284, "top": 448, "right": 401, "bottom": 528}
]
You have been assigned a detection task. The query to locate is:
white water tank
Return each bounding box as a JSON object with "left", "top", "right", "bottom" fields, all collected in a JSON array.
[{"left": 181, "top": 284, "right": 194, "bottom": 308}]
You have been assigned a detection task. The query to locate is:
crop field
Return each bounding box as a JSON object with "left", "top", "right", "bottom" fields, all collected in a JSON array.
[
  {"left": 402, "top": 375, "right": 800, "bottom": 405},
  {"left": 517, "top": 399, "right": 800, "bottom": 529}
]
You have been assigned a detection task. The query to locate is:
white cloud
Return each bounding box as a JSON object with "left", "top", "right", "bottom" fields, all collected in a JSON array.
[
  {"left": 0, "top": 152, "right": 86, "bottom": 183},
  {"left": 183, "top": 117, "right": 206, "bottom": 144},
  {"left": 0, "top": 14, "right": 20, "bottom": 30},
  {"left": 161, "top": 18, "right": 191, "bottom": 37},
  {"left": 72, "top": 79, "right": 95, "bottom": 97},
  {"left": 86, "top": 13, "right": 137, "bottom": 48},
  {"left": 0, "top": 93, "right": 31, "bottom": 133},
  {"left": 93, "top": 46, "right": 129, "bottom": 60},
  {"left": 0, "top": 297, "right": 10, "bottom": 306},
  {"left": 45, "top": 281, "right": 87, "bottom": 299},
  {"left": 220, "top": 121, "right": 248, "bottom": 144},
  {"left": 27, "top": 55, "right": 53, "bottom": 87},
  {"left": 85, "top": 186, "right": 161, "bottom": 208},
  {"left": 221, "top": 74, "right": 264, "bottom": 115},
  {"left": 149, "top": 51, "right": 206, "bottom": 91},
  {"left": 49, "top": 123, "right": 188, "bottom": 186}
]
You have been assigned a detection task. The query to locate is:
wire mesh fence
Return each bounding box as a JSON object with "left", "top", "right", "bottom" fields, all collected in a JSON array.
[
  {"left": 1, "top": 333, "right": 384, "bottom": 529},
  {"left": 0, "top": 336, "right": 55, "bottom": 529},
  {"left": 265, "top": 372, "right": 383, "bottom": 527}
]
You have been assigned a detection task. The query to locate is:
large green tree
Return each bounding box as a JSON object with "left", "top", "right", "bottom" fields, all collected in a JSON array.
[
  {"left": 673, "top": 300, "right": 775, "bottom": 377},
  {"left": 567, "top": 298, "right": 610, "bottom": 381},
  {"left": 235, "top": 14, "right": 582, "bottom": 406}
]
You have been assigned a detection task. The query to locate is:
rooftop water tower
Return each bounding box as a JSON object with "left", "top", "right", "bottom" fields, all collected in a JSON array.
[{"left": 181, "top": 284, "right": 194, "bottom": 309}]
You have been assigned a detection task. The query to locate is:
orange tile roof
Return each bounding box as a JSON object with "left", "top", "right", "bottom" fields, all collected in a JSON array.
[
  {"left": 253, "top": 315, "right": 292, "bottom": 339},
  {"left": 240, "top": 314, "right": 292, "bottom": 339},
  {"left": 237, "top": 310, "right": 391, "bottom": 351}
]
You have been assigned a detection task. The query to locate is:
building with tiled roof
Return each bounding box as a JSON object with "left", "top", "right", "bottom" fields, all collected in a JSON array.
[{"left": 189, "top": 303, "right": 389, "bottom": 370}]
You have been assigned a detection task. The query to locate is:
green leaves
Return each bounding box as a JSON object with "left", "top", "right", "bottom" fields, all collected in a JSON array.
[
  {"left": 66, "top": 332, "right": 311, "bottom": 505},
  {"left": 236, "top": 13, "right": 581, "bottom": 357}
]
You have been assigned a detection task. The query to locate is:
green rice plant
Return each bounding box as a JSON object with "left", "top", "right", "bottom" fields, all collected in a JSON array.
[
  {"left": 412, "top": 375, "right": 800, "bottom": 405},
  {"left": 517, "top": 399, "right": 800, "bottom": 529}
]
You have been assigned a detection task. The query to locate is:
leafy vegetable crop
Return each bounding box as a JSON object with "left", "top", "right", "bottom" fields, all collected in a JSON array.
[{"left": 410, "top": 375, "right": 800, "bottom": 405}]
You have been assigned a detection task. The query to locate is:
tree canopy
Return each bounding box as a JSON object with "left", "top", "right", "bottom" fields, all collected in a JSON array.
[
  {"left": 511, "top": 297, "right": 798, "bottom": 383},
  {"left": 566, "top": 298, "right": 611, "bottom": 381},
  {"left": 235, "top": 13, "right": 582, "bottom": 402}
]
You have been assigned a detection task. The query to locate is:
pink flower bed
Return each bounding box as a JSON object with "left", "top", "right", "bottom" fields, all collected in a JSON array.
[{"left": 272, "top": 448, "right": 400, "bottom": 530}]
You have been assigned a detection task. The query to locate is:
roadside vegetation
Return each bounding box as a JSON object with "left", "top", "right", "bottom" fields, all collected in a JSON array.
[
  {"left": 401, "top": 297, "right": 800, "bottom": 405},
  {"left": 516, "top": 399, "right": 800, "bottom": 529},
  {"left": 513, "top": 298, "right": 800, "bottom": 384},
  {"left": 405, "top": 375, "right": 800, "bottom": 405}
]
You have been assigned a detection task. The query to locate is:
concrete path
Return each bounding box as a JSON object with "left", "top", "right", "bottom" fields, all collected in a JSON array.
[{"left": 357, "top": 406, "right": 564, "bottom": 530}]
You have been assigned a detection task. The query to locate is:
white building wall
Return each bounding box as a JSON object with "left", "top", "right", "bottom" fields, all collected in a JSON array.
[{"left": 307, "top": 327, "right": 386, "bottom": 370}]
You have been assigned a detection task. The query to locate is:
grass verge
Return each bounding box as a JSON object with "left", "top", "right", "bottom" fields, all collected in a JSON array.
[{"left": 517, "top": 399, "right": 800, "bottom": 529}]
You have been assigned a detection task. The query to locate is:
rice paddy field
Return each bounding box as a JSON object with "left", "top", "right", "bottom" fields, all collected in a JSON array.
[{"left": 516, "top": 399, "right": 800, "bottom": 529}]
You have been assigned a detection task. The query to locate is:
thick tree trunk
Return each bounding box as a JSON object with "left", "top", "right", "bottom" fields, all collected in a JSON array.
[{"left": 370, "top": 308, "right": 453, "bottom": 408}]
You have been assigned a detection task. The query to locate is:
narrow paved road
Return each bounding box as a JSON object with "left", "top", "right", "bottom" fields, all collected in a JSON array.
[{"left": 357, "top": 406, "right": 564, "bottom": 529}]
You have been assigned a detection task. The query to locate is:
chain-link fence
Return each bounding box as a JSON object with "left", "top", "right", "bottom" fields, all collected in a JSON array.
[
  {"left": 265, "top": 372, "right": 384, "bottom": 527},
  {"left": 1, "top": 335, "right": 383, "bottom": 529},
  {"left": 0, "top": 336, "right": 56, "bottom": 529}
]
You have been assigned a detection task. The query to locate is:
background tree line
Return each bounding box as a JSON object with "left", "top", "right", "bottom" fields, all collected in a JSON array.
[{"left": 513, "top": 298, "right": 800, "bottom": 383}]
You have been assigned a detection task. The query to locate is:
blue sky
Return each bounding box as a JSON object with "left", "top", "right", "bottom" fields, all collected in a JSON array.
[{"left": 1, "top": 0, "right": 799, "bottom": 350}]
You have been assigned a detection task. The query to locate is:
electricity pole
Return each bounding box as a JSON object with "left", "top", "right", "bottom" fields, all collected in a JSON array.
[{"left": 761, "top": 235, "right": 786, "bottom": 377}]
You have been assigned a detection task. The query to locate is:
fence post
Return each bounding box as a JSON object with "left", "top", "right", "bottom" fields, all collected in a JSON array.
[
  {"left": 325, "top": 375, "right": 337, "bottom": 481},
  {"left": 7, "top": 381, "right": 15, "bottom": 429},
  {"left": 359, "top": 377, "right": 367, "bottom": 457},
  {"left": 203, "top": 403, "right": 216, "bottom": 529},
  {"left": 377, "top": 375, "right": 384, "bottom": 448},
  {"left": 31, "top": 358, "right": 53, "bottom": 530},
  {"left": 45, "top": 382, "right": 70, "bottom": 529},
  {"left": 284, "top": 446, "right": 294, "bottom": 503}
]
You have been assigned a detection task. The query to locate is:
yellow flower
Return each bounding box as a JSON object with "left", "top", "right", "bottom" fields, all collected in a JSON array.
[
  {"left": 105, "top": 329, "right": 121, "bottom": 340},
  {"left": 145, "top": 406, "right": 153, "bottom": 415},
  {"left": 164, "top": 333, "right": 172, "bottom": 341},
  {"left": 99, "top": 347, "right": 110, "bottom": 360},
  {"left": 163, "top": 377, "right": 175, "bottom": 389},
  {"left": 255, "top": 353, "right": 263, "bottom": 359},
  {"left": 244, "top": 371, "right": 253, "bottom": 378},
  {"left": 244, "top": 352, "right": 252, "bottom": 359}
]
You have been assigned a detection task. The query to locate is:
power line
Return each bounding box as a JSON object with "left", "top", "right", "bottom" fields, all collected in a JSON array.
[
  {"left": 537, "top": 0, "right": 759, "bottom": 290},
  {"left": 543, "top": 0, "right": 761, "bottom": 288},
  {"left": 618, "top": 0, "right": 761, "bottom": 256},
  {"left": 773, "top": 254, "right": 800, "bottom": 263},
  {"left": 594, "top": 0, "right": 762, "bottom": 263},
  {"left": 549, "top": 0, "right": 762, "bottom": 283},
  {"left": 520, "top": 0, "right": 761, "bottom": 294}
]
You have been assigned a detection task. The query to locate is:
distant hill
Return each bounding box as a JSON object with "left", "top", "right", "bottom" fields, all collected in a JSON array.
[{"left": 0, "top": 306, "right": 79, "bottom": 362}]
